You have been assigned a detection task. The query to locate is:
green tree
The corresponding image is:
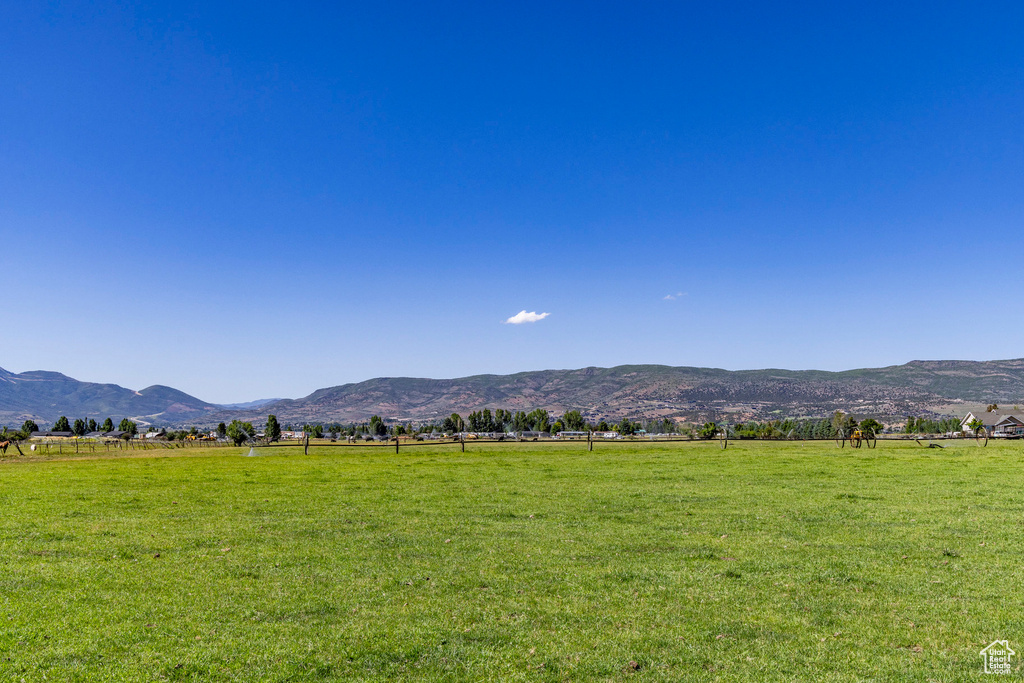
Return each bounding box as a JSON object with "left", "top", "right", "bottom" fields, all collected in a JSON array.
[
  {"left": 266, "top": 414, "right": 282, "bottom": 442},
  {"left": 101, "top": 418, "right": 113, "bottom": 432},
  {"left": 368, "top": 415, "right": 387, "bottom": 437},
  {"left": 22, "top": 420, "right": 38, "bottom": 436},
  {"left": 217, "top": 422, "right": 227, "bottom": 437},
  {"left": 562, "top": 410, "right": 586, "bottom": 431},
  {"left": 526, "top": 409, "right": 550, "bottom": 432},
  {"left": 442, "top": 413, "right": 464, "bottom": 434},
  {"left": 54, "top": 416, "right": 70, "bottom": 432},
  {"left": 698, "top": 422, "right": 718, "bottom": 439},
  {"left": 596, "top": 420, "right": 609, "bottom": 432},
  {"left": 619, "top": 417, "right": 636, "bottom": 436},
  {"left": 551, "top": 420, "right": 565, "bottom": 434},
  {"left": 87, "top": 418, "right": 97, "bottom": 432},
  {"left": 968, "top": 417, "right": 985, "bottom": 435},
  {"left": 831, "top": 411, "right": 846, "bottom": 435},
  {"left": 859, "top": 418, "right": 884, "bottom": 436},
  {"left": 226, "top": 420, "right": 255, "bottom": 446},
  {"left": 72, "top": 419, "right": 87, "bottom": 436},
  {"left": 118, "top": 418, "right": 138, "bottom": 435}
]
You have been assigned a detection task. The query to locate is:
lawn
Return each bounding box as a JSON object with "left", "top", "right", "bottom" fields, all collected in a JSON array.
[{"left": 0, "top": 439, "right": 1021, "bottom": 681}]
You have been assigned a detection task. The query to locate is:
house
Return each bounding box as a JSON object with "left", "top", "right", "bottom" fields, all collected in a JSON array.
[
  {"left": 993, "top": 415, "right": 1024, "bottom": 437},
  {"left": 961, "top": 410, "right": 1024, "bottom": 437},
  {"left": 556, "top": 431, "right": 588, "bottom": 439},
  {"left": 594, "top": 431, "right": 621, "bottom": 439},
  {"left": 30, "top": 431, "right": 74, "bottom": 438}
]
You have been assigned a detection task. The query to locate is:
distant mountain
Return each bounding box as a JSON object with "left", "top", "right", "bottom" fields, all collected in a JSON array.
[
  {"left": 0, "top": 367, "right": 218, "bottom": 425},
  {"left": 210, "top": 359, "right": 1024, "bottom": 426},
  {"left": 216, "top": 398, "right": 284, "bottom": 410},
  {"left": 7, "top": 359, "right": 1024, "bottom": 429}
]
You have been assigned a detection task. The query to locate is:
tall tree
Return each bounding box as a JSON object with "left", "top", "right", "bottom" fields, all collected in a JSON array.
[
  {"left": 87, "top": 418, "right": 97, "bottom": 432},
  {"left": 266, "top": 414, "right": 282, "bottom": 442},
  {"left": 118, "top": 418, "right": 138, "bottom": 435},
  {"left": 369, "top": 415, "right": 387, "bottom": 437},
  {"left": 563, "top": 410, "right": 586, "bottom": 431},
  {"left": 72, "top": 419, "right": 86, "bottom": 436},
  {"left": 101, "top": 417, "right": 114, "bottom": 432},
  {"left": 442, "top": 413, "right": 464, "bottom": 433},
  {"left": 21, "top": 420, "right": 38, "bottom": 436},
  {"left": 226, "top": 420, "right": 255, "bottom": 446},
  {"left": 526, "top": 409, "right": 550, "bottom": 432},
  {"left": 53, "top": 416, "right": 70, "bottom": 432}
]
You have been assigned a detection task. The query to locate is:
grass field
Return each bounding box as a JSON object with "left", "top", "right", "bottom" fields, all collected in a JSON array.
[{"left": 1, "top": 439, "right": 1021, "bottom": 681}]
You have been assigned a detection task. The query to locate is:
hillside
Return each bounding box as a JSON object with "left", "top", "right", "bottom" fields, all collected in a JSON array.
[
  {"left": 210, "top": 359, "right": 1024, "bottom": 426},
  {"left": 7, "top": 359, "right": 1024, "bottom": 428},
  {"left": 0, "top": 367, "right": 218, "bottom": 425}
]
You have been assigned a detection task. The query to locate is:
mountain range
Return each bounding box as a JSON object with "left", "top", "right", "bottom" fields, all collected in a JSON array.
[{"left": 5, "top": 359, "right": 1024, "bottom": 428}]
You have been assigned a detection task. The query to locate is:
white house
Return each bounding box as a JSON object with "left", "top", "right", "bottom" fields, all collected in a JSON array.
[{"left": 961, "top": 410, "right": 1024, "bottom": 437}]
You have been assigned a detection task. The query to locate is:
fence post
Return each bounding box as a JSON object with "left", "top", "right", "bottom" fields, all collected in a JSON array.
[
  {"left": 396, "top": 437, "right": 399, "bottom": 454},
  {"left": 304, "top": 433, "right": 309, "bottom": 455},
  {"left": 461, "top": 433, "right": 465, "bottom": 453},
  {"left": 588, "top": 430, "right": 593, "bottom": 452}
]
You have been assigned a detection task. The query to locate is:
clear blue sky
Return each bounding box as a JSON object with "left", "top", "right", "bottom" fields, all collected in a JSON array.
[{"left": 2, "top": 2, "right": 1023, "bottom": 403}]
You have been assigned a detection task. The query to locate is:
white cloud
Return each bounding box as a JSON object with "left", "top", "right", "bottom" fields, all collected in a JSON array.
[
  {"left": 663, "top": 291, "right": 686, "bottom": 301},
  {"left": 504, "top": 310, "right": 550, "bottom": 324}
]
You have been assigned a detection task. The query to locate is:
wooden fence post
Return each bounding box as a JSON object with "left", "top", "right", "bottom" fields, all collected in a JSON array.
[{"left": 304, "top": 433, "right": 309, "bottom": 455}]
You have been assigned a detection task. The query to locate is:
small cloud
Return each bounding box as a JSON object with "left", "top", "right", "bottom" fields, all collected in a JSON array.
[
  {"left": 663, "top": 292, "right": 686, "bottom": 301},
  {"left": 504, "top": 310, "right": 550, "bottom": 324}
]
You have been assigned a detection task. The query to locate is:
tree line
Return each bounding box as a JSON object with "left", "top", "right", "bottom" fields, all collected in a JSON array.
[
  {"left": 1, "top": 417, "right": 139, "bottom": 441},
  {"left": 1, "top": 409, "right": 968, "bottom": 445}
]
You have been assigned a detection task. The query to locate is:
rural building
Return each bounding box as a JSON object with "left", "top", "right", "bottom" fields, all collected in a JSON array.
[
  {"left": 29, "top": 431, "right": 73, "bottom": 438},
  {"left": 82, "top": 430, "right": 129, "bottom": 439},
  {"left": 556, "top": 431, "right": 589, "bottom": 439},
  {"left": 961, "top": 411, "right": 1024, "bottom": 437}
]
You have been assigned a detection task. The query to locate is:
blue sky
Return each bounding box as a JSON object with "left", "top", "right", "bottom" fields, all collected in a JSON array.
[{"left": 2, "top": 1, "right": 1023, "bottom": 402}]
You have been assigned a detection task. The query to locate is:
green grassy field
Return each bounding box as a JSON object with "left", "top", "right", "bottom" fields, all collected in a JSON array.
[{"left": 1, "top": 439, "right": 1021, "bottom": 681}]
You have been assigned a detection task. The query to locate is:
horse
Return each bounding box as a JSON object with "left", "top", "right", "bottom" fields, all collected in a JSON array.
[{"left": 0, "top": 441, "right": 10, "bottom": 455}]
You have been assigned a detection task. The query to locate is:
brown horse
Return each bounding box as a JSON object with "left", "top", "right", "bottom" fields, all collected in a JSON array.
[{"left": 0, "top": 441, "right": 10, "bottom": 455}]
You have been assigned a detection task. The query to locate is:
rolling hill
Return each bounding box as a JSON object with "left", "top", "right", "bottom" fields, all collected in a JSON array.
[
  {"left": 6, "top": 359, "right": 1024, "bottom": 428},
  {"left": 208, "top": 359, "right": 1024, "bottom": 426},
  {"left": 0, "top": 367, "right": 218, "bottom": 426}
]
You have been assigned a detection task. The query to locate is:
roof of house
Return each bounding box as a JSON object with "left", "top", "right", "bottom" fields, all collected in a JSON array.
[
  {"left": 30, "top": 431, "right": 73, "bottom": 438},
  {"left": 962, "top": 411, "right": 1024, "bottom": 427}
]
